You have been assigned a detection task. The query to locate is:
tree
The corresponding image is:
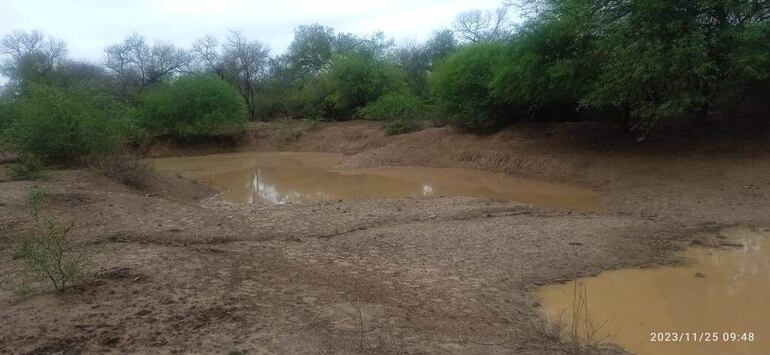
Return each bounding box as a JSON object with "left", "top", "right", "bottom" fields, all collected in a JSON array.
[
  {"left": 334, "top": 31, "right": 394, "bottom": 59},
  {"left": 104, "top": 34, "right": 192, "bottom": 97},
  {"left": 426, "top": 30, "right": 458, "bottom": 65},
  {"left": 191, "top": 31, "right": 271, "bottom": 120},
  {"left": 490, "top": 13, "right": 597, "bottom": 120},
  {"left": 285, "top": 24, "right": 336, "bottom": 82},
  {"left": 221, "top": 31, "right": 271, "bottom": 119},
  {"left": 430, "top": 42, "right": 508, "bottom": 129},
  {"left": 395, "top": 42, "right": 431, "bottom": 96},
  {"left": 0, "top": 30, "right": 67, "bottom": 86},
  {"left": 191, "top": 35, "right": 227, "bottom": 78},
  {"left": 453, "top": 6, "right": 514, "bottom": 43},
  {"left": 577, "top": 0, "right": 770, "bottom": 128},
  {"left": 327, "top": 52, "right": 409, "bottom": 117}
]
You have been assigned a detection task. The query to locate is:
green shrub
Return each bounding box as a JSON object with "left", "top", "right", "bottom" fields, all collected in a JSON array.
[
  {"left": 0, "top": 101, "right": 11, "bottom": 131},
  {"left": 327, "top": 53, "right": 409, "bottom": 118},
  {"left": 384, "top": 118, "right": 418, "bottom": 136},
  {"left": 491, "top": 19, "right": 596, "bottom": 120},
  {"left": 24, "top": 186, "right": 49, "bottom": 219},
  {"left": 18, "top": 218, "right": 87, "bottom": 291},
  {"left": 252, "top": 80, "right": 291, "bottom": 120},
  {"left": 430, "top": 42, "right": 507, "bottom": 129},
  {"left": 286, "top": 76, "right": 335, "bottom": 120},
  {"left": 358, "top": 92, "right": 424, "bottom": 121},
  {"left": 3, "top": 83, "right": 136, "bottom": 163},
  {"left": 9, "top": 155, "right": 47, "bottom": 181},
  {"left": 140, "top": 75, "right": 248, "bottom": 138},
  {"left": 15, "top": 187, "right": 88, "bottom": 292}
]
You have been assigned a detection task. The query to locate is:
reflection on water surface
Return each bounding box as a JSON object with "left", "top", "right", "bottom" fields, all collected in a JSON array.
[
  {"left": 537, "top": 227, "right": 770, "bottom": 355},
  {"left": 152, "top": 151, "right": 598, "bottom": 210}
]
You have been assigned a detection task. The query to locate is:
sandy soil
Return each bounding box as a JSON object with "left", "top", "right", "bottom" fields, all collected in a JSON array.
[{"left": 2, "top": 120, "right": 770, "bottom": 354}]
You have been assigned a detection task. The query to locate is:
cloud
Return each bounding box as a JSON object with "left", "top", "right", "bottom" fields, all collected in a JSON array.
[{"left": 1, "top": 0, "right": 504, "bottom": 64}]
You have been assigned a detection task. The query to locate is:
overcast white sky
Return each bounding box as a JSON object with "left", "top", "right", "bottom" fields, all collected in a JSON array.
[{"left": 1, "top": 0, "right": 504, "bottom": 63}]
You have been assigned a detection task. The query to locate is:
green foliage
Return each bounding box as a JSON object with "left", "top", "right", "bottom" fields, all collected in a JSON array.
[
  {"left": 14, "top": 186, "right": 89, "bottom": 292},
  {"left": 430, "top": 42, "right": 507, "bottom": 129},
  {"left": 491, "top": 18, "right": 596, "bottom": 119},
  {"left": 3, "top": 83, "right": 136, "bottom": 163},
  {"left": 285, "top": 24, "right": 336, "bottom": 82},
  {"left": 8, "top": 155, "right": 47, "bottom": 181},
  {"left": 432, "top": 0, "right": 770, "bottom": 129},
  {"left": 0, "top": 100, "right": 11, "bottom": 131},
  {"left": 252, "top": 80, "right": 290, "bottom": 120},
  {"left": 286, "top": 76, "right": 335, "bottom": 119},
  {"left": 384, "top": 118, "right": 419, "bottom": 136},
  {"left": 358, "top": 92, "right": 424, "bottom": 121},
  {"left": 327, "top": 53, "right": 409, "bottom": 118},
  {"left": 17, "top": 218, "right": 87, "bottom": 291},
  {"left": 576, "top": 0, "right": 770, "bottom": 128},
  {"left": 24, "top": 186, "right": 48, "bottom": 219},
  {"left": 140, "top": 75, "right": 248, "bottom": 137}
]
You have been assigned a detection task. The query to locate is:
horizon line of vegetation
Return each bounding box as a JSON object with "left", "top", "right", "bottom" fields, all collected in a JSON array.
[{"left": 0, "top": 0, "right": 768, "bottom": 169}]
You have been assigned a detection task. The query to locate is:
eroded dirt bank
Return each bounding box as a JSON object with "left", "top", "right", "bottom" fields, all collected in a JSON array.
[{"left": 2, "top": 121, "right": 770, "bottom": 354}]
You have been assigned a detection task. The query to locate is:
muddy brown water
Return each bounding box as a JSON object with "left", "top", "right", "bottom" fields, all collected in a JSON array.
[
  {"left": 537, "top": 226, "right": 770, "bottom": 355},
  {"left": 151, "top": 152, "right": 599, "bottom": 210}
]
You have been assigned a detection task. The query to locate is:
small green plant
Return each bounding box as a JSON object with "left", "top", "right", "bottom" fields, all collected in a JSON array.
[
  {"left": 8, "top": 155, "right": 47, "bottom": 181},
  {"left": 24, "top": 186, "right": 49, "bottom": 219},
  {"left": 13, "top": 282, "right": 34, "bottom": 298},
  {"left": 15, "top": 186, "right": 89, "bottom": 292},
  {"left": 384, "top": 119, "right": 418, "bottom": 136},
  {"left": 17, "top": 218, "right": 87, "bottom": 291}
]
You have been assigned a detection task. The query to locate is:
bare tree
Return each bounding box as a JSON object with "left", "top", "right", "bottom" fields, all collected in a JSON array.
[
  {"left": 453, "top": 6, "right": 514, "bottom": 43},
  {"left": 104, "top": 33, "right": 192, "bottom": 95},
  {"left": 0, "top": 30, "right": 67, "bottom": 82},
  {"left": 191, "top": 31, "right": 270, "bottom": 119},
  {"left": 191, "top": 35, "right": 226, "bottom": 76},
  {"left": 221, "top": 30, "right": 270, "bottom": 119}
]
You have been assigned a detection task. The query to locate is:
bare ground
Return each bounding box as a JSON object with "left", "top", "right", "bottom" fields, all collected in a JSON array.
[{"left": 2, "top": 120, "right": 770, "bottom": 354}]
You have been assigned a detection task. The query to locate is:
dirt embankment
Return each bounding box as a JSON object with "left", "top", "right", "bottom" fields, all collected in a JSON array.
[
  {"left": 1, "top": 120, "right": 769, "bottom": 354},
  {"left": 151, "top": 120, "right": 770, "bottom": 225}
]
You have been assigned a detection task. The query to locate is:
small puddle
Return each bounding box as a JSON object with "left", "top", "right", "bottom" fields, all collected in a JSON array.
[
  {"left": 537, "top": 227, "right": 770, "bottom": 355},
  {"left": 151, "top": 152, "right": 598, "bottom": 210}
]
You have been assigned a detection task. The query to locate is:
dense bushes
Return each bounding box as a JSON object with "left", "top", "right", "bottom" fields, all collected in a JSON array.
[
  {"left": 140, "top": 75, "right": 248, "bottom": 137},
  {"left": 430, "top": 42, "right": 507, "bottom": 129},
  {"left": 3, "top": 2, "right": 769, "bottom": 151},
  {"left": 326, "top": 53, "right": 410, "bottom": 118},
  {"left": 430, "top": 0, "right": 770, "bottom": 130},
  {"left": 3, "top": 83, "right": 135, "bottom": 163},
  {"left": 0, "top": 101, "right": 11, "bottom": 131},
  {"left": 286, "top": 76, "right": 335, "bottom": 120},
  {"left": 491, "top": 19, "right": 595, "bottom": 121},
  {"left": 358, "top": 92, "right": 424, "bottom": 121}
]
